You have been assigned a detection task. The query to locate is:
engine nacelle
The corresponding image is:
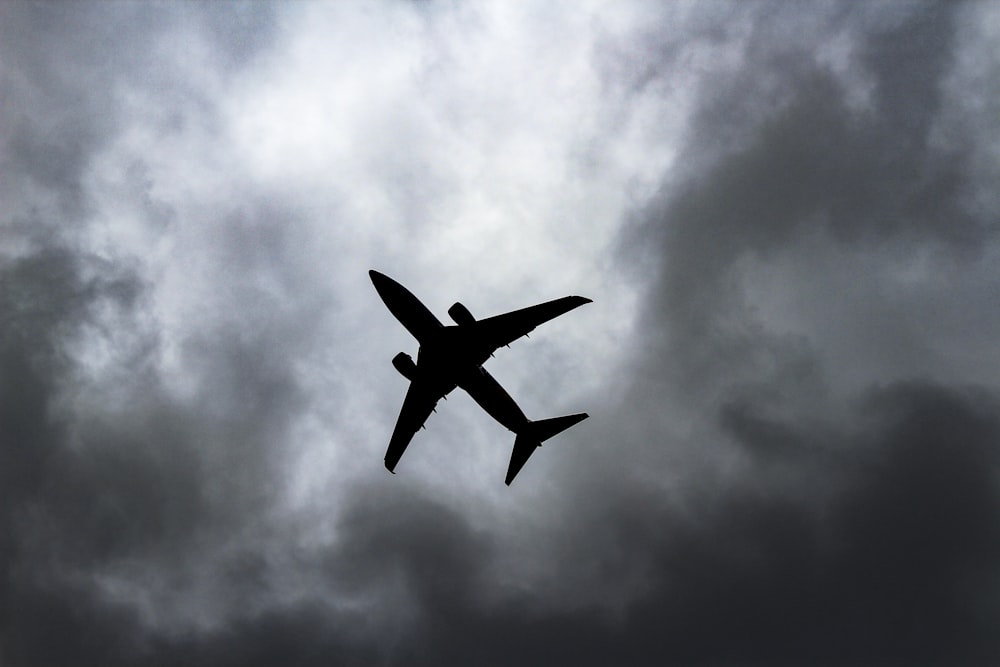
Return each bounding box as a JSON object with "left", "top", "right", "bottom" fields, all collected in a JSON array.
[
  {"left": 391, "top": 352, "right": 417, "bottom": 381},
  {"left": 448, "top": 302, "right": 475, "bottom": 326}
]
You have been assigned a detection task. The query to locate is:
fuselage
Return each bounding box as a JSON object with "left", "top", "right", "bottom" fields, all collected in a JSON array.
[
  {"left": 370, "top": 270, "right": 529, "bottom": 432},
  {"left": 369, "top": 270, "right": 444, "bottom": 343}
]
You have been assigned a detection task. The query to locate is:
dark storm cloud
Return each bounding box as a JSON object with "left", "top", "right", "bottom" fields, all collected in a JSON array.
[
  {"left": 0, "top": 245, "right": 165, "bottom": 664},
  {"left": 4, "top": 1, "right": 1000, "bottom": 666},
  {"left": 53, "top": 382, "right": 995, "bottom": 666},
  {"left": 627, "top": 2, "right": 989, "bottom": 384},
  {"left": 0, "top": 4, "right": 317, "bottom": 665},
  {"left": 587, "top": 1, "right": 1000, "bottom": 664},
  {"left": 0, "top": 219, "right": 318, "bottom": 667}
]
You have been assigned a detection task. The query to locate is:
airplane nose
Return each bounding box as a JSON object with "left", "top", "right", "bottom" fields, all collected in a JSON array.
[{"left": 369, "top": 270, "right": 396, "bottom": 300}]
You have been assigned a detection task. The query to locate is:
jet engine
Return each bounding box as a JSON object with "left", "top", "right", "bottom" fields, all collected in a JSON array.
[
  {"left": 448, "top": 302, "right": 475, "bottom": 325},
  {"left": 391, "top": 352, "right": 417, "bottom": 381}
]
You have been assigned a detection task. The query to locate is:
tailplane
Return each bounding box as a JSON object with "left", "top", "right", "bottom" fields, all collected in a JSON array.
[{"left": 506, "top": 413, "right": 588, "bottom": 485}]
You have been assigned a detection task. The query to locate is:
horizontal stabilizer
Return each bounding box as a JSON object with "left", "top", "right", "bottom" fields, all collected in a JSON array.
[{"left": 505, "top": 413, "right": 589, "bottom": 485}]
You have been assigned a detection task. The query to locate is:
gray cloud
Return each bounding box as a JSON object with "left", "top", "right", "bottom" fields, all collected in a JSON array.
[
  {"left": 18, "top": 380, "right": 990, "bottom": 667},
  {"left": 2, "top": 1, "right": 999, "bottom": 665}
]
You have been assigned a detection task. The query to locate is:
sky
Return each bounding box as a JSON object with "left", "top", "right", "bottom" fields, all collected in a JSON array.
[{"left": 2, "top": 1, "right": 999, "bottom": 664}]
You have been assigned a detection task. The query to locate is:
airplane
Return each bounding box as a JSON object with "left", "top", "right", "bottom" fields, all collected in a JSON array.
[{"left": 370, "top": 270, "right": 591, "bottom": 485}]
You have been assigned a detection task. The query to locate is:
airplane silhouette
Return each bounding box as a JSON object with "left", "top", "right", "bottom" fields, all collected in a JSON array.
[{"left": 370, "top": 270, "right": 591, "bottom": 485}]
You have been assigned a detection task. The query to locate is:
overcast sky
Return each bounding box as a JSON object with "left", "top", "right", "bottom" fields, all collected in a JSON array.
[{"left": 3, "top": 1, "right": 1000, "bottom": 665}]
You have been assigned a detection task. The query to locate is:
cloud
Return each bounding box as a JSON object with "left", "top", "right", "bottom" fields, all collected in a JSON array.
[
  {"left": 2, "top": 1, "right": 1000, "bottom": 665},
  {"left": 24, "top": 381, "right": 988, "bottom": 667}
]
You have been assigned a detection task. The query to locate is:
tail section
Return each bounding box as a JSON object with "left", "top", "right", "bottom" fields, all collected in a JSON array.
[{"left": 505, "top": 413, "right": 588, "bottom": 485}]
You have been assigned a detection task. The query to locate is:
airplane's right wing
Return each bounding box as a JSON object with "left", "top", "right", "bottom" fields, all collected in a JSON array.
[
  {"left": 384, "top": 378, "right": 451, "bottom": 472},
  {"left": 472, "top": 295, "right": 591, "bottom": 352}
]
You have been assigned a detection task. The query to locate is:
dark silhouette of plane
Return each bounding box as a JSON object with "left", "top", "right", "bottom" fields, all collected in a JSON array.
[{"left": 370, "top": 270, "right": 591, "bottom": 485}]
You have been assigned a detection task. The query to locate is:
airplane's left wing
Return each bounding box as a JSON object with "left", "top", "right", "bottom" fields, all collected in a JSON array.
[
  {"left": 384, "top": 378, "right": 451, "bottom": 472},
  {"left": 471, "top": 295, "right": 591, "bottom": 352}
]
